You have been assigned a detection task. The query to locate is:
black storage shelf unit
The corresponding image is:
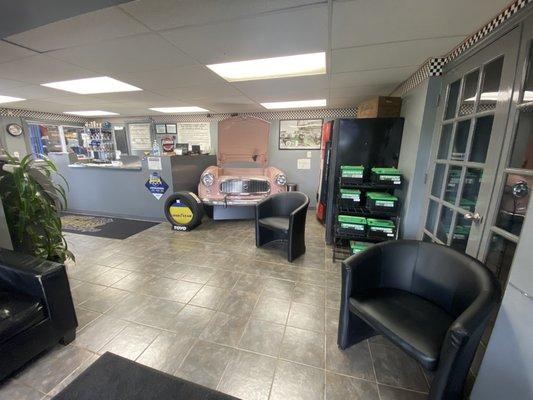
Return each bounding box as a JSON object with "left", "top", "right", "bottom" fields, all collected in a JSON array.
[{"left": 332, "top": 175, "right": 403, "bottom": 261}]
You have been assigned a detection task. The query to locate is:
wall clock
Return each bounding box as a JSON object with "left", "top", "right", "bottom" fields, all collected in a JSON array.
[{"left": 6, "top": 123, "right": 23, "bottom": 137}]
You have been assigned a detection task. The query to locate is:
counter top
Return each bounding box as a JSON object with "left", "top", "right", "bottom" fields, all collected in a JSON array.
[{"left": 68, "top": 163, "right": 142, "bottom": 171}]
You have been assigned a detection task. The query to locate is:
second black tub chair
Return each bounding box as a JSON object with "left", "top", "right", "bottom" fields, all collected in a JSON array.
[
  {"left": 338, "top": 240, "right": 500, "bottom": 400},
  {"left": 255, "top": 192, "right": 309, "bottom": 262}
]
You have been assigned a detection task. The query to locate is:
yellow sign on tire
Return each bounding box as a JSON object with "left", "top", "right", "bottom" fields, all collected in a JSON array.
[{"left": 164, "top": 192, "right": 204, "bottom": 231}]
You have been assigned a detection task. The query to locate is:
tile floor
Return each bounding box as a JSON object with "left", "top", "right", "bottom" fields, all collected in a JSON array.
[{"left": 0, "top": 214, "right": 431, "bottom": 400}]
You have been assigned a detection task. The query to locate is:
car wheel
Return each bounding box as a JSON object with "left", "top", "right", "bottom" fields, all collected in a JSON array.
[{"left": 164, "top": 192, "right": 204, "bottom": 231}]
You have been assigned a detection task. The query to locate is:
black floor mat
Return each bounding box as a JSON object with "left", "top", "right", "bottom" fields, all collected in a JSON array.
[
  {"left": 52, "top": 352, "right": 238, "bottom": 400},
  {"left": 61, "top": 213, "right": 158, "bottom": 239}
]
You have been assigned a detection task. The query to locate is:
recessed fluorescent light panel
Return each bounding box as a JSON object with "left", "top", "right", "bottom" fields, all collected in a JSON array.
[
  {"left": 0, "top": 95, "right": 26, "bottom": 104},
  {"left": 149, "top": 107, "right": 208, "bottom": 113},
  {"left": 207, "top": 52, "right": 326, "bottom": 82},
  {"left": 261, "top": 99, "right": 327, "bottom": 110},
  {"left": 42, "top": 77, "right": 142, "bottom": 94},
  {"left": 64, "top": 110, "right": 119, "bottom": 116}
]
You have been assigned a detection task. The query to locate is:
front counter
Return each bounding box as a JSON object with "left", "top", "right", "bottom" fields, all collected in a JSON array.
[{"left": 49, "top": 153, "right": 216, "bottom": 221}]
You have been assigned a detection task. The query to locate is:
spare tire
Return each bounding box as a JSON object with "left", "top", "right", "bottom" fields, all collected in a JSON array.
[{"left": 164, "top": 191, "right": 204, "bottom": 231}]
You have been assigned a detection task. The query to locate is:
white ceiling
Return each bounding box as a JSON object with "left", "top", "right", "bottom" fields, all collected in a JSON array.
[{"left": 0, "top": 0, "right": 512, "bottom": 116}]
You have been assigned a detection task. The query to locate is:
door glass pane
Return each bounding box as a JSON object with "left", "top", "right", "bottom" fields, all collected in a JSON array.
[
  {"left": 451, "top": 120, "right": 471, "bottom": 161},
  {"left": 478, "top": 57, "right": 504, "bottom": 112},
  {"left": 495, "top": 174, "right": 532, "bottom": 236},
  {"left": 437, "top": 124, "right": 453, "bottom": 159},
  {"left": 451, "top": 213, "right": 472, "bottom": 252},
  {"left": 436, "top": 206, "right": 454, "bottom": 243},
  {"left": 508, "top": 108, "right": 533, "bottom": 169},
  {"left": 460, "top": 168, "right": 483, "bottom": 211},
  {"left": 459, "top": 69, "right": 480, "bottom": 116},
  {"left": 444, "top": 166, "right": 463, "bottom": 204},
  {"left": 469, "top": 116, "right": 494, "bottom": 163},
  {"left": 426, "top": 200, "right": 439, "bottom": 233},
  {"left": 523, "top": 43, "right": 533, "bottom": 101},
  {"left": 423, "top": 234, "right": 433, "bottom": 243},
  {"left": 431, "top": 163, "right": 446, "bottom": 197},
  {"left": 485, "top": 234, "right": 517, "bottom": 288},
  {"left": 445, "top": 79, "right": 461, "bottom": 120}
]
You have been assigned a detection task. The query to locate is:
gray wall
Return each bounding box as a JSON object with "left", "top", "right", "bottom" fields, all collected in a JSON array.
[
  {"left": 0, "top": 196, "right": 12, "bottom": 250},
  {"left": 0, "top": 116, "right": 30, "bottom": 157},
  {"left": 398, "top": 77, "right": 441, "bottom": 239},
  {"left": 471, "top": 192, "right": 533, "bottom": 399}
]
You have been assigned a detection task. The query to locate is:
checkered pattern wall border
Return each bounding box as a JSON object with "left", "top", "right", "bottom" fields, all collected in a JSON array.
[
  {"left": 0, "top": 108, "right": 87, "bottom": 124},
  {"left": 392, "top": 0, "right": 532, "bottom": 97}
]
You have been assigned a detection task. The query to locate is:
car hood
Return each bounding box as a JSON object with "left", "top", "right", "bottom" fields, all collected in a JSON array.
[{"left": 217, "top": 116, "right": 270, "bottom": 167}]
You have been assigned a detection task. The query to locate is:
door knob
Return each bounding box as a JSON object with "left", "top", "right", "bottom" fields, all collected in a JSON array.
[{"left": 464, "top": 212, "right": 482, "bottom": 223}]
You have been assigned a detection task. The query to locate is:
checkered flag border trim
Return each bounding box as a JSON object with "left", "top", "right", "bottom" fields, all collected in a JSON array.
[{"left": 392, "top": 0, "right": 532, "bottom": 97}]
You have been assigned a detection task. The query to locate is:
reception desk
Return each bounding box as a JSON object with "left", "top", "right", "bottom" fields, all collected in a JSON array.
[{"left": 49, "top": 153, "right": 216, "bottom": 221}]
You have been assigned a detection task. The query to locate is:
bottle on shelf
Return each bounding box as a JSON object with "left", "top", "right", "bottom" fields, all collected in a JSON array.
[{"left": 152, "top": 139, "right": 161, "bottom": 156}]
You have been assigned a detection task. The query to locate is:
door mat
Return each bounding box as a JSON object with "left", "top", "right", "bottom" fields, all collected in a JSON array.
[
  {"left": 61, "top": 213, "right": 158, "bottom": 239},
  {"left": 52, "top": 352, "right": 238, "bottom": 400}
]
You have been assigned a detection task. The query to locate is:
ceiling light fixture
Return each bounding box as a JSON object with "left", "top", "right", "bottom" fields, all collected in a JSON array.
[
  {"left": 207, "top": 52, "right": 326, "bottom": 82},
  {"left": 149, "top": 107, "right": 208, "bottom": 113},
  {"left": 42, "top": 77, "right": 142, "bottom": 94},
  {"left": 0, "top": 95, "right": 26, "bottom": 104},
  {"left": 64, "top": 110, "right": 119, "bottom": 116},
  {"left": 260, "top": 99, "right": 327, "bottom": 109}
]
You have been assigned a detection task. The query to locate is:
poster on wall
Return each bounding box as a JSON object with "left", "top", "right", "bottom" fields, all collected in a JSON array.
[
  {"left": 129, "top": 123, "right": 152, "bottom": 150},
  {"left": 177, "top": 122, "right": 210, "bottom": 153},
  {"left": 279, "top": 119, "right": 323, "bottom": 150},
  {"left": 145, "top": 172, "right": 168, "bottom": 200}
]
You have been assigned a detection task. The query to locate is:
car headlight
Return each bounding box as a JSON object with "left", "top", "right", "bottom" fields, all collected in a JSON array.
[
  {"left": 201, "top": 173, "right": 214, "bottom": 187},
  {"left": 275, "top": 173, "right": 287, "bottom": 186}
]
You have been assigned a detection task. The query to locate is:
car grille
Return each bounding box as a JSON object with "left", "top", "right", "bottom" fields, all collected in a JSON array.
[{"left": 220, "top": 179, "right": 270, "bottom": 194}]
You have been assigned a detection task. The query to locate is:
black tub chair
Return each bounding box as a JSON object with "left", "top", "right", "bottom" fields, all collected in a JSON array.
[
  {"left": 338, "top": 240, "right": 500, "bottom": 400},
  {"left": 255, "top": 192, "right": 309, "bottom": 262},
  {"left": 0, "top": 249, "right": 78, "bottom": 381}
]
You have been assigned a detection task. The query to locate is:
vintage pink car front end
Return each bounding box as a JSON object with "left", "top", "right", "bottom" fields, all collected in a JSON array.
[
  {"left": 199, "top": 166, "right": 287, "bottom": 206},
  {"left": 198, "top": 116, "right": 287, "bottom": 215}
]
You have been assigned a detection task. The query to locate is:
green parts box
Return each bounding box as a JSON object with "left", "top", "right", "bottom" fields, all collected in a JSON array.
[
  {"left": 367, "top": 218, "right": 396, "bottom": 239},
  {"left": 350, "top": 241, "right": 372, "bottom": 254},
  {"left": 337, "top": 215, "right": 367, "bottom": 236},
  {"left": 366, "top": 191, "right": 398, "bottom": 212},
  {"left": 370, "top": 167, "right": 402, "bottom": 186},
  {"left": 339, "top": 189, "right": 362, "bottom": 209},
  {"left": 340, "top": 165, "right": 364, "bottom": 184}
]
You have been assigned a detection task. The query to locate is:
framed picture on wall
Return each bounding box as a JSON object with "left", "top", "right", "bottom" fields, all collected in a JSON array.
[
  {"left": 155, "top": 124, "right": 167, "bottom": 134},
  {"left": 279, "top": 119, "right": 323, "bottom": 150}
]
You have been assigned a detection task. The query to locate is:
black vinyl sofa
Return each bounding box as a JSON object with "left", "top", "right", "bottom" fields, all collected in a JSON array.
[
  {"left": 0, "top": 248, "right": 78, "bottom": 381},
  {"left": 338, "top": 240, "right": 500, "bottom": 400}
]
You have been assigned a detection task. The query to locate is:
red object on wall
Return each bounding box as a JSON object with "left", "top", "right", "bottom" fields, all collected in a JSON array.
[{"left": 316, "top": 121, "right": 333, "bottom": 223}]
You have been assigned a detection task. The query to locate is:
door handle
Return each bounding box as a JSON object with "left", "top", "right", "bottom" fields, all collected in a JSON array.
[{"left": 464, "top": 212, "right": 483, "bottom": 223}]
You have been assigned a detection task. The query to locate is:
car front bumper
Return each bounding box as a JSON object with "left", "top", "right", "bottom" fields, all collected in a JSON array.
[{"left": 201, "top": 198, "right": 263, "bottom": 206}]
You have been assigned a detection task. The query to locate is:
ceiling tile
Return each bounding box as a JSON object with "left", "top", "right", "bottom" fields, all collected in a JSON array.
[
  {"left": 331, "top": 36, "right": 464, "bottom": 73},
  {"left": 0, "top": 55, "right": 95, "bottom": 84},
  {"left": 329, "top": 84, "right": 397, "bottom": 99},
  {"left": 6, "top": 7, "right": 149, "bottom": 52},
  {"left": 47, "top": 33, "right": 195, "bottom": 74},
  {"left": 42, "top": 94, "right": 111, "bottom": 106},
  {"left": 332, "top": 0, "right": 511, "bottom": 48},
  {"left": 152, "top": 83, "right": 243, "bottom": 100},
  {"left": 0, "top": 77, "right": 26, "bottom": 90},
  {"left": 0, "top": 85, "right": 66, "bottom": 99},
  {"left": 0, "top": 41, "right": 37, "bottom": 64},
  {"left": 233, "top": 75, "right": 329, "bottom": 100},
  {"left": 87, "top": 90, "right": 173, "bottom": 105},
  {"left": 330, "top": 66, "right": 415, "bottom": 88},
  {"left": 121, "top": 0, "right": 324, "bottom": 31},
  {"left": 13, "top": 100, "right": 71, "bottom": 113},
  {"left": 161, "top": 5, "right": 328, "bottom": 64},
  {"left": 115, "top": 65, "right": 224, "bottom": 90}
]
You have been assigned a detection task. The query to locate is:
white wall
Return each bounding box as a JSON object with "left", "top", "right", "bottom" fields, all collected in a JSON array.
[{"left": 398, "top": 77, "right": 441, "bottom": 238}]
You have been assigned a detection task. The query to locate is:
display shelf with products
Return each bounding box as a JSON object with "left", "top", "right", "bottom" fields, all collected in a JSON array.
[
  {"left": 332, "top": 166, "right": 403, "bottom": 261},
  {"left": 85, "top": 122, "right": 116, "bottom": 162}
]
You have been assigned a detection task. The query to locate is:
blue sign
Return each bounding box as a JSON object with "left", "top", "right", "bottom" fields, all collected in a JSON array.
[{"left": 145, "top": 172, "right": 168, "bottom": 200}]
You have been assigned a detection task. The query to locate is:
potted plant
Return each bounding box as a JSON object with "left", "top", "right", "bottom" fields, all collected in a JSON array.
[{"left": 0, "top": 153, "right": 74, "bottom": 262}]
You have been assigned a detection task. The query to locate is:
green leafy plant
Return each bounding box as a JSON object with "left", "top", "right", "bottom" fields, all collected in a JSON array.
[{"left": 0, "top": 153, "right": 74, "bottom": 262}]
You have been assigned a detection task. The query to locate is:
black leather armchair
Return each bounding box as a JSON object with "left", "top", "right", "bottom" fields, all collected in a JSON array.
[
  {"left": 0, "top": 249, "right": 78, "bottom": 381},
  {"left": 255, "top": 192, "right": 310, "bottom": 262},
  {"left": 338, "top": 240, "right": 500, "bottom": 400}
]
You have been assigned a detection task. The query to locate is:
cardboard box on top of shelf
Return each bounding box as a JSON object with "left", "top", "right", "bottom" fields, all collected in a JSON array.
[{"left": 357, "top": 97, "right": 402, "bottom": 118}]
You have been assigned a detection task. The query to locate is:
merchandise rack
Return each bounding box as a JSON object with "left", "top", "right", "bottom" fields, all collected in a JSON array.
[{"left": 332, "top": 175, "right": 403, "bottom": 261}]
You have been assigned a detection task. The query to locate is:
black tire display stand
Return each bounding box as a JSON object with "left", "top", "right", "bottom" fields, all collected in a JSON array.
[{"left": 164, "top": 191, "right": 204, "bottom": 231}]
